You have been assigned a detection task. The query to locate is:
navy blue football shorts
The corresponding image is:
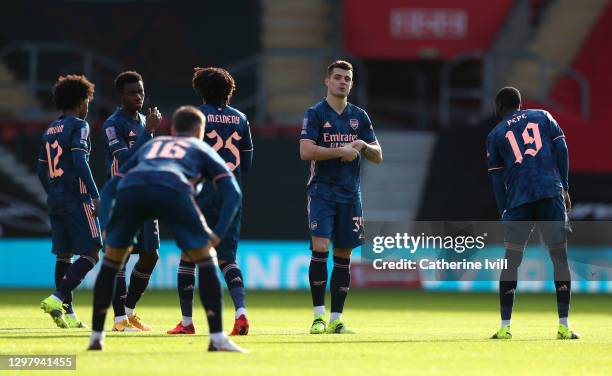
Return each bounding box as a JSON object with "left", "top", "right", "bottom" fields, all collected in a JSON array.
[
  {"left": 307, "top": 194, "right": 364, "bottom": 250},
  {"left": 105, "top": 186, "right": 211, "bottom": 251},
  {"left": 50, "top": 200, "right": 103, "bottom": 255},
  {"left": 131, "top": 219, "right": 160, "bottom": 254},
  {"left": 199, "top": 207, "right": 242, "bottom": 262},
  {"left": 502, "top": 194, "right": 570, "bottom": 248}
]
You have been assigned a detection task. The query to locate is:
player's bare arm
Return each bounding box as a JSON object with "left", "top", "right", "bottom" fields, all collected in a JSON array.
[
  {"left": 299, "top": 139, "right": 359, "bottom": 162},
  {"left": 351, "top": 140, "right": 382, "bottom": 164}
]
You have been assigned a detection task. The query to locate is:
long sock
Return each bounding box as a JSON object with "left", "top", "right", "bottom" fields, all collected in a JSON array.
[
  {"left": 125, "top": 265, "right": 153, "bottom": 310},
  {"left": 54, "top": 255, "right": 97, "bottom": 301},
  {"left": 55, "top": 256, "right": 73, "bottom": 314},
  {"left": 550, "top": 246, "right": 571, "bottom": 325},
  {"left": 220, "top": 262, "right": 246, "bottom": 314},
  {"left": 498, "top": 248, "right": 524, "bottom": 325},
  {"left": 112, "top": 265, "right": 127, "bottom": 319},
  {"left": 177, "top": 259, "right": 196, "bottom": 324},
  {"left": 91, "top": 258, "right": 122, "bottom": 332},
  {"left": 330, "top": 256, "right": 351, "bottom": 316},
  {"left": 309, "top": 251, "right": 328, "bottom": 308},
  {"left": 196, "top": 256, "right": 223, "bottom": 334}
]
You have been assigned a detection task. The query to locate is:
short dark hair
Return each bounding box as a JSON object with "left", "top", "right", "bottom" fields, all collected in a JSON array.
[
  {"left": 495, "top": 87, "right": 521, "bottom": 111},
  {"left": 52, "top": 74, "right": 95, "bottom": 111},
  {"left": 192, "top": 67, "right": 236, "bottom": 106},
  {"left": 172, "top": 105, "right": 205, "bottom": 133},
  {"left": 114, "top": 71, "right": 143, "bottom": 92},
  {"left": 326, "top": 60, "right": 353, "bottom": 77}
]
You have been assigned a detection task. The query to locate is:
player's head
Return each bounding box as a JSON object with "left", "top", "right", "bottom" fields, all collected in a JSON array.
[
  {"left": 495, "top": 87, "right": 521, "bottom": 119},
  {"left": 325, "top": 60, "right": 353, "bottom": 99},
  {"left": 192, "top": 67, "right": 236, "bottom": 107},
  {"left": 52, "top": 74, "right": 95, "bottom": 119},
  {"left": 172, "top": 105, "right": 206, "bottom": 140},
  {"left": 115, "top": 71, "right": 144, "bottom": 112}
]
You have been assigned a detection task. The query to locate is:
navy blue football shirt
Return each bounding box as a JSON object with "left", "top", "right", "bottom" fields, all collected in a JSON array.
[
  {"left": 486, "top": 109, "right": 565, "bottom": 209},
  {"left": 300, "top": 100, "right": 377, "bottom": 202},
  {"left": 38, "top": 115, "right": 96, "bottom": 206}
]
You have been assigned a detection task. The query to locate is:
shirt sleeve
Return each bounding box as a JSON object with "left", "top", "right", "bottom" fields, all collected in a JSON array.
[
  {"left": 71, "top": 121, "right": 91, "bottom": 152},
  {"left": 202, "top": 151, "right": 233, "bottom": 186},
  {"left": 240, "top": 120, "right": 253, "bottom": 172},
  {"left": 546, "top": 111, "right": 565, "bottom": 141},
  {"left": 300, "top": 108, "right": 320, "bottom": 142},
  {"left": 486, "top": 132, "right": 504, "bottom": 172},
  {"left": 103, "top": 120, "right": 129, "bottom": 158},
  {"left": 359, "top": 111, "right": 378, "bottom": 144},
  {"left": 38, "top": 137, "right": 47, "bottom": 163},
  {"left": 240, "top": 120, "right": 253, "bottom": 152}
]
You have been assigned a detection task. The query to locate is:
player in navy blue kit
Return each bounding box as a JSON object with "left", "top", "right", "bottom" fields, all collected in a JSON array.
[
  {"left": 167, "top": 67, "right": 253, "bottom": 336},
  {"left": 38, "top": 75, "right": 101, "bottom": 329},
  {"left": 300, "top": 60, "right": 382, "bottom": 334},
  {"left": 486, "top": 87, "right": 578, "bottom": 340},
  {"left": 102, "top": 71, "right": 162, "bottom": 332},
  {"left": 88, "top": 106, "right": 246, "bottom": 352}
]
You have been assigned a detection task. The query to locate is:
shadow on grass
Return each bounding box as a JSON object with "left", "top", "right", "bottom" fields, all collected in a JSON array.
[{"left": 1, "top": 290, "right": 611, "bottom": 313}]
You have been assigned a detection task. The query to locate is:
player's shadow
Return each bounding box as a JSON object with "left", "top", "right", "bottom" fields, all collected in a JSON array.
[{"left": 249, "top": 338, "right": 558, "bottom": 344}]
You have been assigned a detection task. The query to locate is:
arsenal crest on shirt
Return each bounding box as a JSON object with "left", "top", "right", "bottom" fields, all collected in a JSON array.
[{"left": 349, "top": 118, "right": 358, "bottom": 130}]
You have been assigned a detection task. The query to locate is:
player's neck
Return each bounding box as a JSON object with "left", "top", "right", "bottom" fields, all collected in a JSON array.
[
  {"left": 325, "top": 95, "right": 347, "bottom": 115},
  {"left": 62, "top": 109, "right": 81, "bottom": 119},
  {"left": 121, "top": 107, "right": 139, "bottom": 120}
]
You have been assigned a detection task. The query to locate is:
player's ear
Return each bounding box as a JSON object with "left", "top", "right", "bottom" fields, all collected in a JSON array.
[{"left": 195, "top": 124, "right": 204, "bottom": 140}]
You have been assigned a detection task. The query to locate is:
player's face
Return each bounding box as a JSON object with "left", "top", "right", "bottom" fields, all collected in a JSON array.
[
  {"left": 79, "top": 98, "right": 89, "bottom": 119},
  {"left": 120, "top": 81, "right": 145, "bottom": 111},
  {"left": 325, "top": 68, "right": 353, "bottom": 98}
]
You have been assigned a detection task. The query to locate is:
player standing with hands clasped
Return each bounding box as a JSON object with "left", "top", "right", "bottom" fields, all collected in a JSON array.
[{"left": 300, "top": 60, "right": 382, "bottom": 334}]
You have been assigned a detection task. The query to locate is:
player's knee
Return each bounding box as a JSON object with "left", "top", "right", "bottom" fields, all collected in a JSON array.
[
  {"left": 57, "top": 252, "right": 72, "bottom": 259},
  {"left": 312, "top": 238, "right": 330, "bottom": 253},
  {"left": 86, "top": 249, "right": 100, "bottom": 263},
  {"left": 333, "top": 248, "right": 352, "bottom": 259}
]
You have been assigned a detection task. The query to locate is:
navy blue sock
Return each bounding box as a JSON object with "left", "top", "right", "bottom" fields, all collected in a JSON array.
[
  {"left": 92, "top": 258, "right": 122, "bottom": 332},
  {"left": 55, "top": 255, "right": 97, "bottom": 301},
  {"left": 55, "top": 256, "right": 73, "bottom": 314},
  {"left": 498, "top": 249, "right": 523, "bottom": 321},
  {"left": 550, "top": 248, "right": 572, "bottom": 319},
  {"left": 220, "top": 262, "right": 246, "bottom": 311},
  {"left": 112, "top": 265, "right": 127, "bottom": 317},
  {"left": 330, "top": 256, "right": 351, "bottom": 314},
  {"left": 309, "top": 251, "right": 328, "bottom": 307},
  {"left": 177, "top": 260, "right": 196, "bottom": 318},
  {"left": 499, "top": 281, "right": 517, "bottom": 320},
  {"left": 196, "top": 257, "right": 223, "bottom": 333},
  {"left": 125, "top": 265, "right": 153, "bottom": 309}
]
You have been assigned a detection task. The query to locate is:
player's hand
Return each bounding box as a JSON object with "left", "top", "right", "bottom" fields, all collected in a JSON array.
[
  {"left": 339, "top": 144, "right": 359, "bottom": 162},
  {"left": 92, "top": 198, "right": 100, "bottom": 217},
  {"left": 209, "top": 233, "right": 221, "bottom": 247},
  {"left": 145, "top": 107, "right": 162, "bottom": 133},
  {"left": 349, "top": 140, "right": 366, "bottom": 152},
  {"left": 563, "top": 190, "right": 571, "bottom": 214}
]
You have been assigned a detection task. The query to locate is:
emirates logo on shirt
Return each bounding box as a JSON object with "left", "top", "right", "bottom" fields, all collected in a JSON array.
[{"left": 349, "top": 119, "right": 359, "bottom": 130}]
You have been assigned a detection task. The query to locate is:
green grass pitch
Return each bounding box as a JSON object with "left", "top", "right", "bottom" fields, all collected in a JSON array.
[{"left": 0, "top": 290, "right": 610, "bottom": 375}]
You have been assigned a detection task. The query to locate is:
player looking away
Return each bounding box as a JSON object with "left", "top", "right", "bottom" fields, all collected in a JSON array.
[
  {"left": 167, "top": 67, "right": 253, "bottom": 336},
  {"left": 102, "top": 71, "right": 162, "bottom": 332},
  {"left": 486, "top": 87, "right": 578, "bottom": 340},
  {"left": 89, "top": 106, "right": 245, "bottom": 352},
  {"left": 38, "top": 75, "right": 101, "bottom": 329},
  {"left": 299, "top": 60, "right": 382, "bottom": 334}
]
